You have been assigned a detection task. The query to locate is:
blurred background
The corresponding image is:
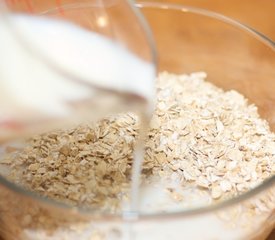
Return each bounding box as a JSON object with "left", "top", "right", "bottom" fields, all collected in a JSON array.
[
  {"left": 148, "top": 0, "right": 275, "bottom": 41},
  {"left": 7, "top": 0, "right": 275, "bottom": 41},
  {"left": 7, "top": 0, "right": 275, "bottom": 42}
]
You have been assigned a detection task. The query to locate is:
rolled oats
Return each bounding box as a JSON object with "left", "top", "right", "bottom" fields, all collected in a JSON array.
[{"left": 0, "top": 72, "right": 274, "bottom": 214}]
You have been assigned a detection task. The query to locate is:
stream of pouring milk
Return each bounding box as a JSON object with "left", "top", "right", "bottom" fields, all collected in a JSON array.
[{"left": 0, "top": 13, "right": 155, "bottom": 236}]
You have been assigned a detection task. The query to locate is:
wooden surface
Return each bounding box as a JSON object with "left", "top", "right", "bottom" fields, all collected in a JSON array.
[
  {"left": 267, "top": 229, "right": 275, "bottom": 240},
  {"left": 7, "top": 0, "right": 275, "bottom": 41},
  {"left": 148, "top": 0, "right": 275, "bottom": 41}
]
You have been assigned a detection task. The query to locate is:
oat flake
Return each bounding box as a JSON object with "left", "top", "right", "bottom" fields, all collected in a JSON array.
[{"left": 1, "top": 72, "right": 274, "bottom": 213}]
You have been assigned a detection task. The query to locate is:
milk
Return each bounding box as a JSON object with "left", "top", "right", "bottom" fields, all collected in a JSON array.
[
  {"left": 0, "top": 14, "right": 155, "bottom": 119},
  {"left": 18, "top": 176, "right": 270, "bottom": 240}
]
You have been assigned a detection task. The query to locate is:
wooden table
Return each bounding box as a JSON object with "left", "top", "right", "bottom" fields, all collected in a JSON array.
[{"left": 148, "top": 0, "right": 275, "bottom": 41}]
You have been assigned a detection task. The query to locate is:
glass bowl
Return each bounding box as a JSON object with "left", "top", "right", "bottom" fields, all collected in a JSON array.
[{"left": 0, "top": 1, "right": 274, "bottom": 240}]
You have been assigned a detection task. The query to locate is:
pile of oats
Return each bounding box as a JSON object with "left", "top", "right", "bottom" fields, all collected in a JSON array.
[
  {"left": 144, "top": 72, "right": 275, "bottom": 202},
  {"left": 0, "top": 72, "right": 274, "bottom": 211},
  {"left": 1, "top": 114, "right": 139, "bottom": 211}
]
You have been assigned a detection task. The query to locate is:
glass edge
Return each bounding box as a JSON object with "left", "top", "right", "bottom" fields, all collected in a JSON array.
[{"left": 128, "top": 0, "right": 158, "bottom": 72}]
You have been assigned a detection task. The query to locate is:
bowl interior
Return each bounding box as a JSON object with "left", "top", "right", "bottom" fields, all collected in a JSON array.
[
  {"left": 0, "top": 2, "right": 274, "bottom": 221},
  {"left": 140, "top": 3, "right": 275, "bottom": 131}
]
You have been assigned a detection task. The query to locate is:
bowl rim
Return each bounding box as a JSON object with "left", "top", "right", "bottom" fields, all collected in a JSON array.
[{"left": 0, "top": 1, "right": 274, "bottom": 222}]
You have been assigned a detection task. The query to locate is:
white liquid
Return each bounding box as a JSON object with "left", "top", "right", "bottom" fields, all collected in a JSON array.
[
  {"left": 18, "top": 177, "right": 270, "bottom": 240},
  {"left": 0, "top": 14, "right": 155, "bottom": 118}
]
